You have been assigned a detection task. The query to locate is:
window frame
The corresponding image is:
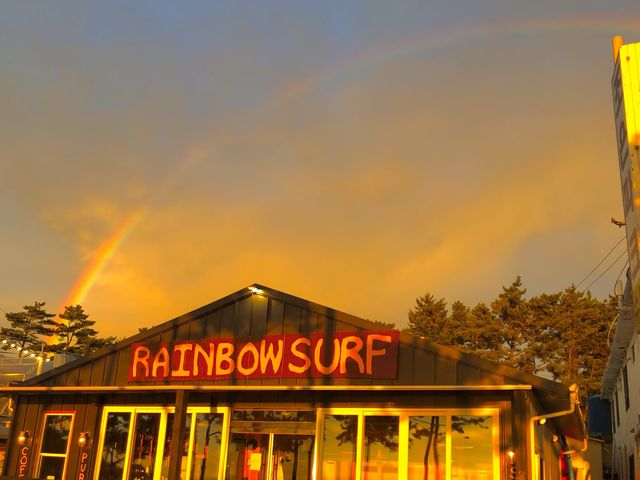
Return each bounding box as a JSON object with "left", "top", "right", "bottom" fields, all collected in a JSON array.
[
  {"left": 93, "top": 405, "right": 229, "bottom": 480},
  {"left": 36, "top": 410, "right": 76, "bottom": 480},
  {"left": 317, "top": 407, "right": 500, "bottom": 480}
]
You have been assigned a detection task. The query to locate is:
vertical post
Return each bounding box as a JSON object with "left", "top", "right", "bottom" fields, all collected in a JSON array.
[
  {"left": 168, "top": 390, "right": 189, "bottom": 480},
  {"left": 512, "top": 390, "right": 530, "bottom": 480}
]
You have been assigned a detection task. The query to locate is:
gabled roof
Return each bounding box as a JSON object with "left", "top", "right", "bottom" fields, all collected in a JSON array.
[{"left": 21, "top": 284, "right": 570, "bottom": 397}]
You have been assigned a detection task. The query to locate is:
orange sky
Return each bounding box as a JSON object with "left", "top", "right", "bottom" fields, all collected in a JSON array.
[{"left": 0, "top": 2, "right": 638, "bottom": 338}]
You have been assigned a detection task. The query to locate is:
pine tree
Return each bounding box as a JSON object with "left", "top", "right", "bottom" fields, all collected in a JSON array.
[
  {"left": 407, "top": 294, "right": 448, "bottom": 343},
  {"left": 0, "top": 302, "right": 57, "bottom": 357},
  {"left": 407, "top": 278, "right": 616, "bottom": 399},
  {"left": 54, "top": 305, "right": 115, "bottom": 355}
]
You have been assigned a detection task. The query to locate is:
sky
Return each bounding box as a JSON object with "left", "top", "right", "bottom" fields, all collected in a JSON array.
[{"left": 0, "top": 1, "right": 638, "bottom": 339}]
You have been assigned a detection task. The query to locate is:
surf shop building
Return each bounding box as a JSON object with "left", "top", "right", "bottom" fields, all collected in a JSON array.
[{"left": 1, "top": 285, "right": 585, "bottom": 480}]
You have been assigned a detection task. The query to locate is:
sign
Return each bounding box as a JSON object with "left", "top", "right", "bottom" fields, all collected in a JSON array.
[
  {"left": 613, "top": 41, "right": 640, "bottom": 329},
  {"left": 16, "top": 445, "right": 29, "bottom": 478},
  {"left": 129, "top": 331, "right": 399, "bottom": 381},
  {"left": 78, "top": 451, "right": 90, "bottom": 480}
]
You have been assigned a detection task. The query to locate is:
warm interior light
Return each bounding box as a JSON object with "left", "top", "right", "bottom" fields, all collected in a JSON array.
[
  {"left": 1, "top": 340, "right": 6, "bottom": 344},
  {"left": 17, "top": 431, "right": 29, "bottom": 446},
  {"left": 10, "top": 344, "right": 15, "bottom": 348},
  {"left": 78, "top": 432, "right": 90, "bottom": 448}
]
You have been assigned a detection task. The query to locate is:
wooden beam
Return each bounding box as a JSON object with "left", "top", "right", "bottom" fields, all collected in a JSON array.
[{"left": 167, "top": 390, "right": 189, "bottom": 480}]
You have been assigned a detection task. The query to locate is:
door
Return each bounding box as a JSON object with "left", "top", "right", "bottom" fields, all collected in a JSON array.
[{"left": 225, "top": 433, "right": 315, "bottom": 480}]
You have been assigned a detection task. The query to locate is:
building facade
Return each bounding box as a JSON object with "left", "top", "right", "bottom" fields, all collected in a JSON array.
[
  {"left": 1, "top": 285, "right": 584, "bottom": 480},
  {"left": 602, "top": 36, "right": 640, "bottom": 480}
]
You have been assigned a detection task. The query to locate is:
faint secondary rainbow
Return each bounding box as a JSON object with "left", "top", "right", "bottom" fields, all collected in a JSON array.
[
  {"left": 255, "top": 14, "right": 640, "bottom": 117},
  {"left": 61, "top": 14, "right": 639, "bottom": 310}
]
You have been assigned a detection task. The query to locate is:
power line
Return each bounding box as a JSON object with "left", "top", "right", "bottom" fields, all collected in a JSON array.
[
  {"left": 584, "top": 249, "right": 628, "bottom": 292},
  {"left": 576, "top": 236, "right": 626, "bottom": 288}
]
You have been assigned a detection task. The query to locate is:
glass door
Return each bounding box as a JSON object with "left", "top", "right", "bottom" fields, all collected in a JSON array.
[
  {"left": 226, "top": 433, "right": 270, "bottom": 480},
  {"left": 270, "top": 434, "right": 315, "bottom": 480}
]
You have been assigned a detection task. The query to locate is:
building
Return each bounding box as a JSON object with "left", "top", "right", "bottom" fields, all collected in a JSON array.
[
  {"left": 0, "top": 285, "right": 584, "bottom": 479},
  {"left": 601, "top": 36, "right": 640, "bottom": 480}
]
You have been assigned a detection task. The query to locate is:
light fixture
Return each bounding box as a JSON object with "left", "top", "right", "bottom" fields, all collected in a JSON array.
[
  {"left": 30, "top": 353, "right": 35, "bottom": 358},
  {"left": 1, "top": 339, "right": 6, "bottom": 344},
  {"left": 78, "top": 432, "right": 91, "bottom": 448},
  {"left": 45, "top": 358, "right": 51, "bottom": 362},
  {"left": 539, "top": 418, "right": 547, "bottom": 425},
  {"left": 248, "top": 286, "right": 263, "bottom": 295},
  {"left": 17, "top": 431, "right": 29, "bottom": 446},
  {"left": 10, "top": 344, "right": 15, "bottom": 348}
]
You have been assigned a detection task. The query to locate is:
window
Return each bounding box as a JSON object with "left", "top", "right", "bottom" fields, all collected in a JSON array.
[
  {"left": 321, "top": 414, "right": 357, "bottom": 480},
  {"left": 320, "top": 409, "right": 499, "bottom": 480},
  {"left": 37, "top": 412, "right": 74, "bottom": 480},
  {"left": 615, "top": 391, "right": 621, "bottom": 427},
  {"left": 623, "top": 365, "right": 630, "bottom": 411},
  {"left": 94, "top": 407, "right": 228, "bottom": 480}
]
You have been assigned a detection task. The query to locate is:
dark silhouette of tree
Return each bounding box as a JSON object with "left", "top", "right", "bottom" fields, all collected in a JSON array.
[
  {"left": 407, "top": 277, "right": 616, "bottom": 400},
  {"left": 1, "top": 301, "right": 56, "bottom": 357}
]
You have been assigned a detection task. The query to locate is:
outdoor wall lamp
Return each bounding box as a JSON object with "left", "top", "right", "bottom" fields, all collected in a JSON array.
[
  {"left": 507, "top": 450, "right": 516, "bottom": 480},
  {"left": 17, "top": 431, "right": 29, "bottom": 446},
  {"left": 78, "top": 431, "right": 91, "bottom": 448}
]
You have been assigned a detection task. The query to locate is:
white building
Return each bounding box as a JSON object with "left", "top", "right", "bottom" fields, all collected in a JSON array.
[{"left": 602, "top": 36, "right": 640, "bottom": 480}]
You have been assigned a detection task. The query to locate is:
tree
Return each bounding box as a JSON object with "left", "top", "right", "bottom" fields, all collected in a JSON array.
[
  {"left": 407, "top": 294, "right": 448, "bottom": 342},
  {"left": 0, "top": 301, "right": 57, "bottom": 357},
  {"left": 53, "top": 305, "right": 115, "bottom": 355},
  {"left": 407, "top": 278, "right": 616, "bottom": 400}
]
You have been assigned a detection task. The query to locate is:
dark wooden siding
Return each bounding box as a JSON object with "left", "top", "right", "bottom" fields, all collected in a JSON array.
[{"left": 35, "top": 292, "right": 524, "bottom": 390}]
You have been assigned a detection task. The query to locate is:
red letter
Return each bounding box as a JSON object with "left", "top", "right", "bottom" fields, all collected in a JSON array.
[
  {"left": 131, "top": 345, "right": 150, "bottom": 379},
  {"left": 237, "top": 343, "right": 259, "bottom": 376},
  {"left": 152, "top": 346, "right": 170, "bottom": 378},
  {"left": 288, "top": 337, "right": 311, "bottom": 374},
  {"left": 314, "top": 338, "right": 340, "bottom": 374},
  {"left": 339, "top": 336, "right": 364, "bottom": 374},
  {"left": 193, "top": 342, "right": 215, "bottom": 377},
  {"left": 216, "top": 343, "right": 235, "bottom": 375},
  {"left": 171, "top": 343, "right": 193, "bottom": 378},
  {"left": 366, "top": 334, "right": 392, "bottom": 374},
  {"left": 260, "top": 339, "right": 284, "bottom": 375}
]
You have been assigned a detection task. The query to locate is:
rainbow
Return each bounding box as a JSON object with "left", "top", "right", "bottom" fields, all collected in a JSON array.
[
  {"left": 255, "top": 14, "right": 640, "bottom": 117},
  {"left": 60, "top": 14, "right": 639, "bottom": 310}
]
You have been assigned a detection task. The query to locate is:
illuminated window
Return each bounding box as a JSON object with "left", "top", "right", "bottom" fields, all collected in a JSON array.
[
  {"left": 363, "top": 416, "right": 399, "bottom": 480},
  {"left": 320, "top": 409, "right": 498, "bottom": 480},
  {"left": 95, "top": 407, "right": 228, "bottom": 480},
  {"left": 99, "top": 412, "right": 131, "bottom": 480},
  {"left": 321, "top": 415, "right": 357, "bottom": 480},
  {"left": 451, "top": 415, "right": 494, "bottom": 480},
  {"left": 37, "top": 412, "right": 74, "bottom": 480},
  {"left": 408, "top": 416, "right": 446, "bottom": 479}
]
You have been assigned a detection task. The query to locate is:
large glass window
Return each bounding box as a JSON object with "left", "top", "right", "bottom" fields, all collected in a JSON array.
[
  {"left": 408, "top": 416, "right": 446, "bottom": 480},
  {"left": 363, "top": 416, "right": 399, "bottom": 480},
  {"left": 38, "top": 413, "right": 74, "bottom": 480},
  {"left": 99, "top": 412, "right": 132, "bottom": 480},
  {"left": 321, "top": 415, "right": 357, "bottom": 480},
  {"left": 95, "top": 407, "right": 228, "bottom": 480},
  {"left": 190, "top": 412, "right": 225, "bottom": 480},
  {"left": 319, "top": 409, "right": 498, "bottom": 480},
  {"left": 450, "top": 416, "right": 493, "bottom": 480}
]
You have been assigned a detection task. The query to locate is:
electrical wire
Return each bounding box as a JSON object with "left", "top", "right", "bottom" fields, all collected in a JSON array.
[
  {"left": 584, "top": 249, "right": 628, "bottom": 292},
  {"left": 575, "top": 236, "right": 626, "bottom": 288},
  {"left": 615, "top": 258, "right": 630, "bottom": 286}
]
